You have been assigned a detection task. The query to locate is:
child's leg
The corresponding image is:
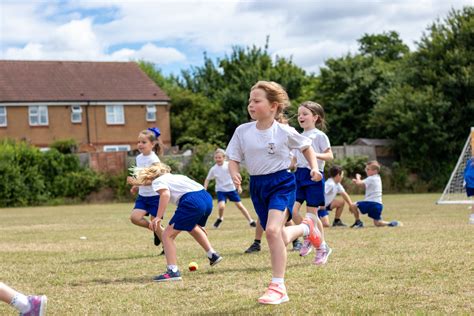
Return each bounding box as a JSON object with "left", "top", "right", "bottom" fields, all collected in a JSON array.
[
  {"left": 245, "top": 219, "right": 264, "bottom": 253},
  {"left": 0, "top": 282, "right": 45, "bottom": 314},
  {"left": 150, "top": 215, "right": 164, "bottom": 241},
  {"left": 266, "top": 209, "right": 291, "bottom": 278},
  {"left": 130, "top": 209, "right": 150, "bottom": 229},
  {"left": 292, "top": 202, "right": 303, "bottom": 224},
  {"left": 217, "top": 201, "right": 226, "bottom": 219},
  {"left": 162, "top": 225, "right": 182, "bottom": 265},
  {"left": 0, "top": 282, "right": 16, "bottom": 304},
  {"left": 307, "top": 206, "right": 325, "bottom": 242},
  {"left": 319, "top": 214, "right": 330, "bottom": 227},
  {"left": 188, "top": 225, "right": 213, "bottom": 252},
  {"left": 332, "top": 199, "right": 345, "bottom": 220},
  {"left": 235, "top": 202, "right": 254, "bottom": 222},
  {"left": 374, "top": 219, "right": 390, "bottom": 226},
  {"left": 349, "top": 203, "right": 361, "bottom": 220}
]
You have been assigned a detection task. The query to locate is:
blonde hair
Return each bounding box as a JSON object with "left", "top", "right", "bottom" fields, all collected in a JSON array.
[
  {"left": 214, "top": 148, "right": 226, "bottom": 156},
  {"left": 251, "top": 81, "right": 290, "bottom": 123},
  {"left": 366, "top": 160, "right": 381, "bottom": 172},
  {"left": 300, "top": 101, "right": 327, "bottom": 131},
  {"left": 139, "top": 130, "right": 164, "bottom": 156},
  {"left": 130, "top": 162, "right": 171, "bottom": 185}
]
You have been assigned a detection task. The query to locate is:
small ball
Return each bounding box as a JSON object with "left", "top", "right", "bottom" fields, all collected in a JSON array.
[{"left": 188, "top": 262, "right": 198, "bottom": 271}]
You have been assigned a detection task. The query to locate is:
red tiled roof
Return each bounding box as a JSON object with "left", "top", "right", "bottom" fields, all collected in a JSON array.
[{"left": 0, "top": 60, "right": 170, "bottom": 103}]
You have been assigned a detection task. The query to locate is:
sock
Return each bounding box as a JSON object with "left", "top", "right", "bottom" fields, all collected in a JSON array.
[
  {"left": 167, "top": 264, "right": 178, "bottom": 273},
  {"left": 249, "top": 219, "right": 255, "bottom": 223},
  {"left": 254, "top": 239, "right": 261, "bottom": 244},
  {"left": 10, "top": 293, "right": 30, "bottom": 313},
  {"left": 318, "top": 241, "right": 327, "bottom": 250},
  {"left": 305, "top": 213, "right": 318, "bottom": 222},
  {"left": 271, "top": 277, "right": 285, "bottom": 287},
  {"left": 207, "top": 249, "right": 215, "bottom": 258},
  {"left": 301, "top": 223, "right": 310, "bottom": 237}
]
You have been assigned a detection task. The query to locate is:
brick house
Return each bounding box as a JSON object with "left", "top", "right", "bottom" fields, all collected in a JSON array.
[{"left": 0, "top": 60, "right": 171, "bottom": 152}]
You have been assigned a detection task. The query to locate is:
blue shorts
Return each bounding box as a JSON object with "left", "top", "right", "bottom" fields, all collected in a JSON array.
[
  {"left": 249, "top": 170, "right": 295, "bottom": 230},
  {"left": 318, "top": 203, "right": 332, "bottom": 218},
  {"left": 466, "top": 186, "right": 474, "bottom": 197},
  {"left": 295, "top": 168, "right": 325, "bottom": 207},
  {"left": 217, "top": 190, "right": 241, "bottom": 203},
  {"left": 356, "top": 201, "right": 383, "bottom": 220},
  {"left": 169, "top": 190, "right": 213, "bottom": 232},
  {"left": 133, "top": 195, "right": 160, "bottom": 217}
]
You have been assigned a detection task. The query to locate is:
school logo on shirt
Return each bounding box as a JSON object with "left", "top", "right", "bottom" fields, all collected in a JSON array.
[{"left": 267, "top": 143, "right": 275, "bottom": 154}]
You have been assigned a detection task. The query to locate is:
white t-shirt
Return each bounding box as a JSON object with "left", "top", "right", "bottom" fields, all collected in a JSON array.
[
  {"left": 324, "top": 178, "right": 346, "bottom": 207},
  {"left": 294, "top": 128, "right": 330, "bottom": 172},
  {"left": 206, "top": 161, "right": 236, "bottom": 192},
  {"left": 226, "top": 121, "right": 311, "bottom": 176},
  {"left": 363, "top": 174, "right": 382, "bottom": 204},
  {"left": 152, "top": 173, "right": 204, "bottom": 205},
  {"left": 136, "top": 152, "right": 160, "bottom": 197}
]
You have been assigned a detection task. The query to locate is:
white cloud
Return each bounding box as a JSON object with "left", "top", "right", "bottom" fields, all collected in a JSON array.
[{"left": 1, "top": 0, "right": 472, "bottom": 73}]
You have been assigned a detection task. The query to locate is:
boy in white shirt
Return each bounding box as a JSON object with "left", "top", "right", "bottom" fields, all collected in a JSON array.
[
  {"left": 204, "top": 149, "right": 256, "bottom": 228},
  {"left": 318, "top": 165, "right": 354, "bottom": 227},
  {"left": 349, "top": 161, "right": 402, "bottom": 228}
]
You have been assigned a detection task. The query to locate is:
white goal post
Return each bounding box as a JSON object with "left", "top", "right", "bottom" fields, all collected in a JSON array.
[{"left": 437, "top": 127, "right": 474, "bottom": 205}]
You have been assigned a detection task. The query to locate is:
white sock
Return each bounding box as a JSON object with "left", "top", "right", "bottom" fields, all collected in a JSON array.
[
  {"left": 318, "top": 241, "right": 327, "bottom": 250},
  {"left": 10, "top": 293, "right": 30, "bottom": 313},
  {"left": 207, "top": 249, "right": 215, "bottom": 258},
  {"left": 301, "top": 223, "right": 310, "bottom": 237},
  {"left": 167, "top": 265, "right": 178, "bottom": 273},
  {"left": 305, "top": 213, "right": 318, "bottom": 222},
  {"left": 271, "top": 278, "right": 285, "bottom": 287},
  {"left": 249, "top": 219, "right": 254, "bottom": 223}
]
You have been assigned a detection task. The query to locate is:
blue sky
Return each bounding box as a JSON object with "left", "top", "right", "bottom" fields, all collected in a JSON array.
[{"left": 1, "top": 0, "right": 471, "bottom": 76}]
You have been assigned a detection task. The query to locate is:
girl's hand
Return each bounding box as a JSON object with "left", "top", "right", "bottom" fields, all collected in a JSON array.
[
  {"left": 150, "top": 218, "right": 161, "bottom": 231},
  {"left": 237, "top": 185, "right": 242, "bottom": 194},
  {"left": 232, "top": 173, "right": 242, "bottom": 186},
  {"left": 310, "top": 169, "right": 322, "bottom": 181},
  {"left": 127, "top": 176, "right": 135, "bottom": 185},
  {"left": 130, "top": 186, "right": 138, "bottom": 194},
  {"left": 355, "top": 173, "right": 361, "bottom": 180}
]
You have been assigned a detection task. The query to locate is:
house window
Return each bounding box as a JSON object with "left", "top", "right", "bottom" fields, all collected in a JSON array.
[
  {"left": 71, "top": 105, "right": 82, "bottom": 123},
  {"left": 106, "top": 105, "right": 124, "bottom": 124},
  {"left": 103, "top": 145, "right": 131, "bottom": 152},
  {"left": 146, "top": 104, "right": 156, "bottom": 121},
  {"left": 0, "top": 106, "right": 6, "bottom": 126},
  {"left": 29, "top": 105, "right": 48, "bottom": 126}
]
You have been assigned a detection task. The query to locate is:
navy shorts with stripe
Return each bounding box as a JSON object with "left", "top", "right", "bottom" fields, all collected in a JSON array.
[
  {"left": 217, "top": 190, "right": 241, "bottom": 203},
  {"left": 249, "top": 170, "right": 295, "bottom": 230},
  {"left": 295, "top": 168, "right": 325, "bottom": 207},
  {"left": 133, "top": 195, "right": 160, "bottom": 217},
  {"left": 169, "top": 189, "right": 213, "bottom": 232},
  {"left": 318, "top": 203, "right": 332, "bottom": 218},
  {"left": 356, "top": 201, "right": 383, "bottom": 220}
]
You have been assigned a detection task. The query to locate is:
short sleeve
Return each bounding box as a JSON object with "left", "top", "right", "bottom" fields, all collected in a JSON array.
[
  {"left": 284, "top": 125, "right": 311, "bottom": 151},
  {"left": 226, "top": 128, "right": 243, "bottom": 162},
  {"left": 206, "top": 167, "right": 215, "bottom": 180},
  {"left": 151, "top": 178, "right": 169, "bottom": 192}
]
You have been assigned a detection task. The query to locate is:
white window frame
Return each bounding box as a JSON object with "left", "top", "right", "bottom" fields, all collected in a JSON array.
[
  {"left": 71, "top": 105, "right": 82, "bottom": 123},
  {"left": 106, "top": 104, "right": 124, "bottom": 125},
  {"left": 103, "top": 145, "right": 131, "bottom": 152},
  {"left": 29, "top": 105, "right": 49, "bottom": 126},
  {"left": 146, "top": 104, "right": 156, "bottom": 121},
  {"left": 0, "top": 106, "right": 6, "bottom": 127}
]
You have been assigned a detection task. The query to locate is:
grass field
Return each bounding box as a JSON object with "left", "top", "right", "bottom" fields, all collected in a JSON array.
[{"left": 0, "top": 194, "right": 473, "bottom": 315}]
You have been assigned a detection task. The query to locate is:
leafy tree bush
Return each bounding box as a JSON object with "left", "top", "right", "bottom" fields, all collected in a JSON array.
[{"left": 50, "top": 138, "right": 78, "bottom": 154}]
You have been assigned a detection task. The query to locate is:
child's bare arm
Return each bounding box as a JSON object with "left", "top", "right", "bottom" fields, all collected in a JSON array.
[
  {"left": 228, "top": 160, "right": 242, "bottom": 191},
  {"left": 352, "top": 173, "right": 365, "bottom": 187},
  {"left": 340, "top": 191, "right": 354, "bottom": 205},
  {"left": 203, "top": 179, "right": 210, "bottom": 190},
  {"left": 315, "top": 148, "right": 334, "bottom": 161}
]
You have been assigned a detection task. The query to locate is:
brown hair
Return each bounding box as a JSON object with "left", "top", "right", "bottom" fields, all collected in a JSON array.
[
  {"left": 129, "top": 162, "right": 171, "bottom": 186},
  {"left": 329, "top": 165, "right": 343, "bottom": 178},
  {"left": 299, "top": 101, "right": 327, "bottom": 131},
  {"left": 366, "top": 160, "right": 381, "bottom": 172},
  {"left": 251, "top": 81, "right": 290, "bottom": 123},
  {"left": 140, "top": 129, "right": 164, "bottom": 156}
]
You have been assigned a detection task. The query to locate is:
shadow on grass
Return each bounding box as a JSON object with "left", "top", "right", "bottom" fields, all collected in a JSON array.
[
  {"left": 204, "top": 261, "right": 309, "bottom": 275},
  {"left": 71, "top": 253, "right": 157, "bottom": 264},
  {"left": 70, "top": 275, "right": 152, "bottom": 286}
]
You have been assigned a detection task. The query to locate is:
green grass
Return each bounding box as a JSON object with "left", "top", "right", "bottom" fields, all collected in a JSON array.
[{"left": 0, "top": 194, "right": 473, "bottom": 315}]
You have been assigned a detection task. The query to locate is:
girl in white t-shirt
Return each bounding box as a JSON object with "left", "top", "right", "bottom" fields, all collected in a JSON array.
[
  {"left": 292, "top": 101, "right": 333, "bottom": 265},
  {"left": 130, "top": 163, "right": 222, "bottom": 282},
  {"left": 226, "top": 81, "right": 323, "bottom": 305},
  {"left": 127, "top": 128, "right": 164, "bottom": 251},
  {"left": 204, "top": 148, "right": 256, "bottom": 228}
]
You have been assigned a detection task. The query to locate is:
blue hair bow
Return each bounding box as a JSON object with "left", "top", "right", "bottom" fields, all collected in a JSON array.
[{"left": 147, "top": 127, "right": 161, "bottom": 138}]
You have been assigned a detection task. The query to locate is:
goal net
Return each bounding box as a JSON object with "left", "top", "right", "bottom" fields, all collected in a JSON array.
[{"left": 437, "top": 127, "right": 474, "bottom": 205}]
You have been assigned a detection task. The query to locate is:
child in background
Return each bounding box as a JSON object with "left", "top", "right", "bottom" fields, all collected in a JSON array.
[
  {"left": 349, "top": 161, "right": 402, "bottom": 228},
  {"left": 130, "top": 163, "right": 223, "bottom": 282},
  {"left": 318, "top": 165, "right": 354, "bottom": 227},
  {"left": 127, "top": 128, "right": 164, "bottom": 253},
  {"left": 227, "top": 81, "right": 322, "bottom": 305},
  {"left": 464, "top": 156, "right": 474, "bottom": 224},
  {"left": 0, "top": 282, "right": 47, "bottom": 316},
  {"left": 292, "top": 101, "right": 333, "bottom": 265},
  {"left": 204, "top": 148, "right": 256, "bottom": 228}
]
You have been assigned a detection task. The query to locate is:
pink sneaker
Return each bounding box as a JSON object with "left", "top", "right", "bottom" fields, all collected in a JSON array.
[
  {"left": 314, "top": 245, "right": 332, "bottom": 265},
  {"left": 302, "top": 217, "right": 322, "bottom": 248},
  {"left": 21, "top": 295, "right": 47, "bottom": 316},
  {"left": 258, "top": 283, "right": 289, "bottom": 305},
  {"left": 299, "top": 238, "right": 312, "bottom": 257}
]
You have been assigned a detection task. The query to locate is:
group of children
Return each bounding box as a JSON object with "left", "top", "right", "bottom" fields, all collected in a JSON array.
[{"left": 124, "top": 80, "right": 402, "bottom": 305}]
